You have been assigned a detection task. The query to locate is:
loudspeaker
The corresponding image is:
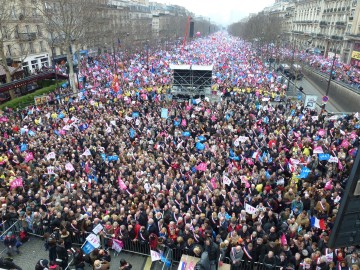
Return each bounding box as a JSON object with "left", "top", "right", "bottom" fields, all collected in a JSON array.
[{"left": 189, "top": 22, "right": 194, "bottom": 38}]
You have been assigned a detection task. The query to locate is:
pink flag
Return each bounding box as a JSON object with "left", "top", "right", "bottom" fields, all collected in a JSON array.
[
  {"left": 0, "top": 117, "right": 9, "bottom": 123},
  {"left": 10, "top": 177, "right": 23, "bottom": 190},
  {"left": 59, "top": 129, "right": 66, "bottom": 135},
  {"left": 324, "top": 181, "right": 333, "bottom": 190},
  {"left": 338, "top": 161, "right": 344, "bottom": 171},
  {"left": 181, "top": 119, "right": 187, "bottom": 127},
  {"left": 210, "top": 178, "right": 217, "bottom": 189},
  {"left": 210, "top": 115, "right": 217, "bottom": 121},
  {"left": 185, "top": 105, "right": 192, "bottom": 111},
  {"left": 246, "top": 158, "right": 254, "bottom": 165},
  {"left": 196, "top": 162, "right": 207, "bottom": 172},
  {"left": 281, "top": 233, "right": 287, "bottom": 246},
  {"left": 24, "top": 152, "right": 34, "bottom": 163},
  {"left": 65, "top": 162, "right": 75, "bottom": 172},
  {"left": 118, "top": 177, "right": 127, "bottom": 190},
  {"left": 85, "top": 162, "right": 90, "bottom": 174},
  {"left": 3, "top": 132, "right": 8, "bottom": 139},
  {"left": 313, "top": 146, "right": 323, "bottom": 154},
  {"left": 350, "top": 132, "right": 357, "bottom": 139},
  {"left": 340, "top": 140, "right": 349, "bottom": 148},
  {"left": 318, "top": 129, "right": 326, "bottom": 136}
]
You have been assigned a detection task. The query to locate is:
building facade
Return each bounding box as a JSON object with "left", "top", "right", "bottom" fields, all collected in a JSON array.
[
  {"left": 0, "top": 0, "right": 51, "bottom": 77},
  {"left": 264, "top": 0, "right": 360, "bottom": 65}
]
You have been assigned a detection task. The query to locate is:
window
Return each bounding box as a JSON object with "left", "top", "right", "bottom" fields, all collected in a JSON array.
[
  {"left": 2, "top": 27, "right": 8, "bottom": 39},
  {"left": 7, "top": 45, "right": 12, "bottom": 56},
  {"left": 11, "top": 5, "right": 17, "bottom": 19},
  {"left": 36, "top": 25, "right": 42, "bottom": 36},
  {"left": 14, "top": 25, "right": 19, "bottom": 38},
  {"left": 39, "top": 41, "right": 44, "bottom": 51},
  {"left": 29, "top": 42, "right": 35, "bottom": 53},
  {"left": 20, "top": 43, "right": 25, "bottom": 53},
  {"left": 25, "top": 25, "right": 30, "bottom": 33}
]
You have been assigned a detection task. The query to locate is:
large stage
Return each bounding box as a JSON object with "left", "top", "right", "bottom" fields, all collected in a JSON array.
[{"left": 170, "top": 64, "right": 218, "bottom": 102}]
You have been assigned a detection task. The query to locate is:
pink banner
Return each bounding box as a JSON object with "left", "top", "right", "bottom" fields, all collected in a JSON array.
[
  {"left": 10, "top": 177, "right": 23, "bottom": 190},
  {"left": 24, "top": 152, "right": 34, "bottom": 163}
]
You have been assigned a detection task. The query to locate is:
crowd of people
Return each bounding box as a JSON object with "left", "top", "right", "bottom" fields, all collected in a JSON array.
[
  {"left": 0, "top": 32, "right": 359, "bottom": 270},
  {"left": 275, "top": 47, "right": 360, "bottom": 89}
]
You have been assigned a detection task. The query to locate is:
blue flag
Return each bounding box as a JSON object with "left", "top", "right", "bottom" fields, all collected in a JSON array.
[
  {"left": 174, "top": 120, "right": 180, "bottom": 126},
  {"left": 108, "top": 155, "right": 118, "bottom": 162},
  {"left": 318, "top": 153, "right": 330, "bottom": 161},
  {"left": 129, "top": 128, "right": 136, "bottom": 138},
  {"left": 100, "top": 153, "right": 107, "bottom": 161},
  {"left": 196, "top": 142, "right": 205, "bottom": 151},
  {"left": 299, "top": 167, "right": 311, "bottom": 179},
  {"left": 132, "top": 112, "right": 139, "bottom": 118},
  {"left": 182, "top": 131, "right": 191, "bottom": 137},
  {"left": 198, "top": 136, "right": 206, "bottom": 142},
  {"left": 20, "top": 143, "right": 27, "bottom": 152},
  {"left": 79, "top": 124, "right": 89, "bottom": 132}
]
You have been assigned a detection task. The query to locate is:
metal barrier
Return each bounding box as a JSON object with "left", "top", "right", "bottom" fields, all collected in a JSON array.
[
  {"left": 222, "top": 257, "right": 282, "bottom": 270},
  {"left": 0, "top": 220, "right": 21, "bottom": 256},
  {"left": 10, "top": 220, "right": 284, "bottom": 269}
]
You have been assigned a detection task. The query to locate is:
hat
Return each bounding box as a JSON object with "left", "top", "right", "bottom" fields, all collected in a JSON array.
[{"left": 40, "top": 259, "right": 49, "bottom": 267}]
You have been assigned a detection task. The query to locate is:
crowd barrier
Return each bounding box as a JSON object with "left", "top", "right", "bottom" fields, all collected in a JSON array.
[
  {"left": 9, "top": 218, "right": 285, "bottom": 269},
  {"left": 0, "top": 220, "right": 21, "bottom": 256}
]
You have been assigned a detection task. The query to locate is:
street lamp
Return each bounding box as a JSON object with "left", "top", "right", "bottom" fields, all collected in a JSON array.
[{"left": 324, "top": 44, "right": 337, "bottom": 110}]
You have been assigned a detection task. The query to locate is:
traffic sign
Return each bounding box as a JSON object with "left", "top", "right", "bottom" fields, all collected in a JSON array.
[{"left": 322, "top": 96, "right": 329, "bottom": 103}]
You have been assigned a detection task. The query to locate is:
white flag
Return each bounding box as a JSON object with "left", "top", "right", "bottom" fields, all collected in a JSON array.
[
  {"left": 223, "top": 176, "right": 232, "bottom": 186},
  {"left": 245, "top": 203, "right": 258, "bottom": 215},
  {"left": 82, "top": 149, "right": 92, "bottom": 156},
  {"left": 62, "top": 125, "right": 71, "bottom": 131},
  {"left": 46, "top": 152, "right": 56, "bottom": 160},
  {"left": 150, "top": 250, "right": 161, "bottom": 262},
  {"left": 65, "top": 162, "right": 75, "bottom": 172},
  {"left": 111, "top": 239, "right": 123, "bottom": 253},
  {"left": 47, "top": 166, "right": 55, "bottom": 175},
  {"left": 328, "top": 156, "right": 339, "bottom": 163},
  {"left": 106, "top": 126, "right": 112, "bottom": 133}
]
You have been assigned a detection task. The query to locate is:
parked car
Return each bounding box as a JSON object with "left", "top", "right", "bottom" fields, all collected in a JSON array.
[
  {"left": 276, "top": 64, "right": 290, "bottom": 76},
  {"left": 288, "top": 64, "right": 304, "bottom": 80}
]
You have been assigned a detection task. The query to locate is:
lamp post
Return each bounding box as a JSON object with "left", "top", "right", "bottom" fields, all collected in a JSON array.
[
  {"left": 112, "top": 41, "right": 117, "bottom": 73},
  {"left": 324, "top": 51, "right": 337, "bottom": 110},
  {"left": 51, "top": 43, "right": 58, "bottom": 87},
  {"left": 287, "top": 39, "right": 296, "bottom": 91},
  {"left": 146, "top": 39, "right": 149, "bottom": 69}
]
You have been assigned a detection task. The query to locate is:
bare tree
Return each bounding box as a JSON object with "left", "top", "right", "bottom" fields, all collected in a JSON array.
[
  {"left": 228, "top": 13, "right": 283, "bottom": 43},
  {"left": 34, "top": 0, "right": 103, "bottom": 92}
]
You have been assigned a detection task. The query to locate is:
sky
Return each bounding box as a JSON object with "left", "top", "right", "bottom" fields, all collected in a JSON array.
[{"left": 151, "top": 0, "right": 275, "bottom": 26}]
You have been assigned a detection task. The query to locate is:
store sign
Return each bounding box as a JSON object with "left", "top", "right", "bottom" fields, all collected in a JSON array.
[{"left": 351, "top": 50, "right": 360, "bottom": 60}]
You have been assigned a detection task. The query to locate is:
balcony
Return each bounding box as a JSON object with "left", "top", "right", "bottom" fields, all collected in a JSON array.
[
  {"left": 18, "top": 32, "right": 36, "bottom": 41},
  {"left": 335, "top": 21, "right": 346, "bottom": 28},
  {"left": 349, "top": 17, "right": 353, "bottom": 21},
  {"left": 320, "top": 21, "right": 327, "bottom": 27},
  {"left": 331, "top": 35, "right": 343, "bottom": 40}
]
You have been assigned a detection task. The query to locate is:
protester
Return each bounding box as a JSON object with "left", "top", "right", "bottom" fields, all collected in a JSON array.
[{"left": 0, "top": 32, "right": 359, "bottom": 270}]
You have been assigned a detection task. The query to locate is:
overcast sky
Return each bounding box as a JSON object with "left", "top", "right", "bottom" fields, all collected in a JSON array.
[{"left": 151, "top": 0, "right": 275, "bottom": 26}]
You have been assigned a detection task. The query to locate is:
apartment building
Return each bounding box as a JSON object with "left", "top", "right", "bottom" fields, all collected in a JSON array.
[
  {"left": 1, "top": 0, "right": 50, "bottom": 77},
  {"left": 266, "top": 0, "right": 360, "bottom": 65}
]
